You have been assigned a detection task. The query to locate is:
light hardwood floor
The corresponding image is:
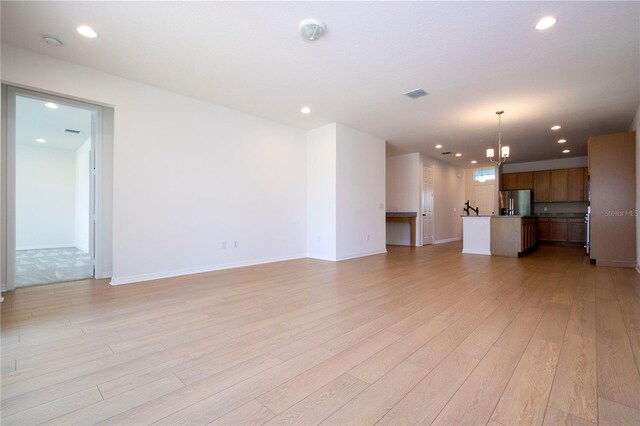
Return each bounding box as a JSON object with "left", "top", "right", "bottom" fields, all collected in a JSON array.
[{"left": 1, "top": 243, "right": 639, "bottom": 425}]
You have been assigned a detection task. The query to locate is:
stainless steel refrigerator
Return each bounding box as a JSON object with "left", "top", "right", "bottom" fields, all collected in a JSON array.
[{"left": 499, "top": 189, "right": 532, "bottom": 216}]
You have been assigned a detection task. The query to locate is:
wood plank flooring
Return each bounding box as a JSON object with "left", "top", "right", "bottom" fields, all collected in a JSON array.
[{"left": 2, "top": 242, "right": 640, "bottom": 425}]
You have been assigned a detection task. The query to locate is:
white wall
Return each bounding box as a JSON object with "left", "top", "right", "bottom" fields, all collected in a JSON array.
[
  {"left": 16, "top": 144, "right": 76, "bottom": 249},
  {"left": 386, "top": 153, "right": 464, "bottom": 245},
  {"left": 631, "top": 103, "right": 640, "bottom": 271},
  {"left": 74, "top": 138, "right": 91, "bottom": 253},
  {"left": 2, "top": 44, "right": 308, "bottom": 284},
  {"left": 336, "top": 124, "right": 386, "bottom": 260},
  {"left": 306, "top": 124, "right": 337, "bottom": 261},
  {"left": 385, "top": 153, "right": 420, "bottom": 245}
]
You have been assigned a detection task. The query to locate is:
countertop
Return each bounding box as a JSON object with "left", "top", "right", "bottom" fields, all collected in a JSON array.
[
  {"left": 461, "top": 213, "right": 585, "bottom": 219},
  {"left": 386, "top": 212, "right": 417, "bottom": 218}
]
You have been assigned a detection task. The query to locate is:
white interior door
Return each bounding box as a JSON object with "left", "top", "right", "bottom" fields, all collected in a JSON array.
[{"left": 422, "top": 166, "right": 434, "bottom": 245}]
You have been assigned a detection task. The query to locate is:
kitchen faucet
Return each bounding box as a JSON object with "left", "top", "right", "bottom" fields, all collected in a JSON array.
[{"left": 464, "top": 200, "right": 479, "bottom": 216}]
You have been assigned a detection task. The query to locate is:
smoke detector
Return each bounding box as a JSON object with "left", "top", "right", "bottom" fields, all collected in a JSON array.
[
  {"left": 299, "top": 19, "right": 326, "bottom": 41},
  {"left": 43, "top": 35, "right": 63, "bottom": 47}
]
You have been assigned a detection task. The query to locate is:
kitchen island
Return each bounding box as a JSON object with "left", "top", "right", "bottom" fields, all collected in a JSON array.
[{"left": 462, "top": 215, "right": 537, "bottom": 257}]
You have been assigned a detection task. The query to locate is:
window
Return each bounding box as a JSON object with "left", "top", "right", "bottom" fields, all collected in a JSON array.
[{"left": 473, "top": 167, "right": 496, "bottom": 183}]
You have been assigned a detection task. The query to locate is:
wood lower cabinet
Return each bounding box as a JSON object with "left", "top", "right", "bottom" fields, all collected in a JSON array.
[
  {"left": 569, "top": 218, "right": 586, "bottom": 243},
  {"left": 537, "top": 217, "right": 585, "bottom": 244},
  {"left": 550, "top": 218, "right": 569, "bottom": 242},
  {"left": 521, "top": 218, "right": 536, "bottom": 253},
  {"left": 537, "top": 217, "right": 550, "bottom": 241},
  {"left": 533, "top": 171, "right": 551, "bottom": 202}
]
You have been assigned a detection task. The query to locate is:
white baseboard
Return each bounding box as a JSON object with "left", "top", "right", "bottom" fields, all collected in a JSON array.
[
  {"left": 110, "top": 254, "right": 305, "bottom": 286},
  {"left": 336, "top": 249, "right": 387, "bottom": 261},
  {"left": 462, "top": 249, "right": 491, "bottom": 256},
  {"left": 435, "top": 237, "right": 462, "bottom": 244}
]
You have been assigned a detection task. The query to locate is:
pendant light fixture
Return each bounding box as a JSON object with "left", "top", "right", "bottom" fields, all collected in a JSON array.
[{"left": 486, "top": 110, "right": 510, "bottom": 167}]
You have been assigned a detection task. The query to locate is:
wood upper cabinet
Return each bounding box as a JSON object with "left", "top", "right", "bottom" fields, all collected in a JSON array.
[
  {"left": 568, "top": 168, "right": 586, "bottom": 202},
  {"left": 550, "top": 169, "right": 569, "bottom": 201},
  {"left": 516, "top": 172, "right": 533, "bottom": 189},
  {"left": 501, "top": 173, "right": 517, "bottom": 190},
  {"left": 533, "top": 171, "right": 550, "bottom": 202}
]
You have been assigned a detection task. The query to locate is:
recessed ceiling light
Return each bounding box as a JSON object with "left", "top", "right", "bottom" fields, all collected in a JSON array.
[
  {"left": 44, "top": 102, "right": 58, "bottom": 109},
  {"left": 435, "top": 144, "right": 443, "bottom": 149},
  {"left": 455, "top": 153, "right": 462, "bottom": 157},
  {"left": 562, "top": 149, "right": 570, "bottom": 153},
  {"left": 300, "top": 106, "right": 311, "bottom": 114},
  {"left": 471, "top": 160, "right": 477, "bottom": 164},
  {"left": 551, "top": 125, "right": 561, "bottom": 130},
  {"left": 535, "top": 17, "right": 557, "bottom": 31},
  {"left": 77, "top": 25, "right": 98, "bottom": 38},
  {"left": 35, "top": 138, "right": 46, "bottom": 143},
  {"left": 558, "top": 139, "right": 567, "bottom": 144},
  {"left": 42, "top": 35, "right": 63, "bottom": 47}
]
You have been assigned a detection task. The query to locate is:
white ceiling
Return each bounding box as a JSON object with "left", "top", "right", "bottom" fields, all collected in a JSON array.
[
  {"left": 16, "top": 95, "right": 92, "bottom": 151},
  {"left": 2, "top": 1, "right": 639, "bottom": 166}
]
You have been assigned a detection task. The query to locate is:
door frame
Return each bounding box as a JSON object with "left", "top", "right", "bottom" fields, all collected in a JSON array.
[
  {"left": 2, "top": 85, "right": 104, "bottom": 291},
  {"left": 421, "top": 165, "right": 435, "bottom": 246}
]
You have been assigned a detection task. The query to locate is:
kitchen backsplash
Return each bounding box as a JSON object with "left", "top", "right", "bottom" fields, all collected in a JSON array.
[{"left": 533, "top": 201, "right": 587, "bottom": 215}]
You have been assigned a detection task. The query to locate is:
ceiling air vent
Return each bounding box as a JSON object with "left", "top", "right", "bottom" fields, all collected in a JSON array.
[
  {"left": 441, "top": 151, "right": 451, "bottom": 155},
  {"left": 64, "top": 129, "right": 81, "bottom": 134},
  {"left": 404, "top": 88, "right": 428, "bottom": 99}
]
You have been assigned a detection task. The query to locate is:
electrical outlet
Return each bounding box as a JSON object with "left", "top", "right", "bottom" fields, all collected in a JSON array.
[
  {"left": 453, "top": 207, "right": 457, "bottom": 212},
  {"left": 367, "top": 234, "right": 370, "bottom": 241},
  {"left": 234, "top": 241, "right": 238, "bottom": 248},
  {"left": 221, "top": 241, "right": 227, "bottom": 249},
  {"left": 379, "top": 203, "right": 384, "bottom": 209},
  {"left": 543, "top": 207, "right": 548, "bottom": 212}
]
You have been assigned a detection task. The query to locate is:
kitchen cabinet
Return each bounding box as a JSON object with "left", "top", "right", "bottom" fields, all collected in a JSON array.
[
  {"left": 537, "top": 217, "right": 549, "bottom": 241},
  {"left": 569, "top": 168, "right": 586, "bottom": 202},
  {"left": 516, "top": 172, "right": 533, "bottom": 190},
  {"left": 569, "top": 218, "right": 586, "bottom": 243},
  {"left": 501, "top": 173, "right": 517, "bottom": 190},
  {"left": 550, "top": 218, "right": 569, "bottom": 242},
  {"left": 550, "top": 169, "right": 569, "bottom": 202},
  {"left": 589, "top": 131, "right": 636, "bottom": 267},
  {"left": 533, "top": 171, "right": 551, "bottom": 202},
  {"left": 521, "top": 218, "right": 537, "bottom": 252}
]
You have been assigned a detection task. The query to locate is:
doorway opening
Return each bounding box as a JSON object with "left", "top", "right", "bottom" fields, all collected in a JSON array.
[{"left": 2, "top": 86, "right": 109, "bottom": 289}]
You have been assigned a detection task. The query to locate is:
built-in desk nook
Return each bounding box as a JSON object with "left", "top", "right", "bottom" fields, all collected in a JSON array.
[{"left": 386, "top": 212, "right": 417, "bottom": 247}]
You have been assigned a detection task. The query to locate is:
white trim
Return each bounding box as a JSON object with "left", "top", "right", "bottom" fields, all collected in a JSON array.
[
  {"left": 636, "top": 263, "right": 640, "bottom": 274},
  {"left": 434, "top": 237, "right": 462, "bottom": 244},
  {"left": 3, "top": 86, "right": 107, "bottom": 290},
  {"left": 336, "top": 249, "right": 387, "bottom": 261},
  {"left": 462, "top": 249, "right": 491, "bottom": 255},
  {"left": 110, "top": 255, "right": 305, "bottom": 286}
]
